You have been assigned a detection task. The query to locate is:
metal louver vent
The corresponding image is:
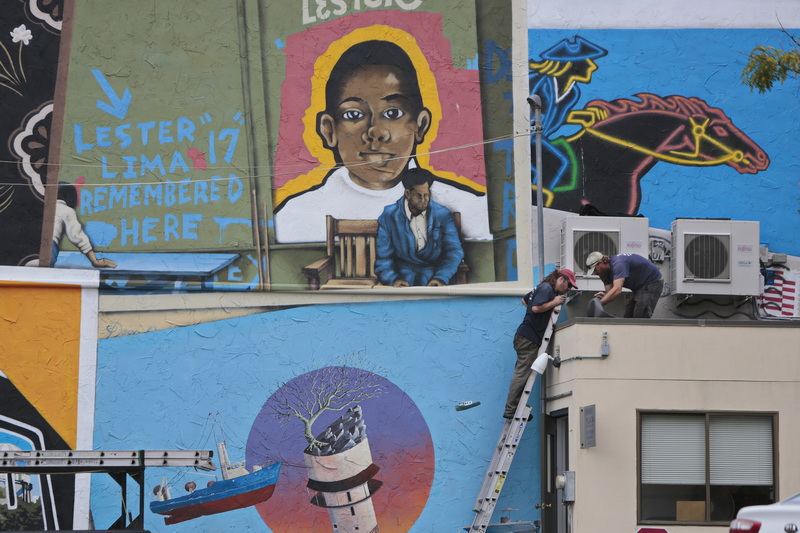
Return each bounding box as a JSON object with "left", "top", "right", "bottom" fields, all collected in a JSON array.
[
  {"left": 573, "top": 231, "right": 619, "bottom": 275},
  {"left": 684, "top": 234, "right": 730, "bottom": 280}
]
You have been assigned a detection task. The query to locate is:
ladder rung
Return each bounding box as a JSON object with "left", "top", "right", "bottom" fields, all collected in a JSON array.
[{"left": 469, "top": 304, "right": 562, "bottom": 531}]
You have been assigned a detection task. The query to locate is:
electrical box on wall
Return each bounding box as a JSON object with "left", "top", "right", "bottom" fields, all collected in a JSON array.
[
  {"left": 670, "top": 219, "right": 760, "bottom": 296},
  {"left": 558, "top": 471, "right": 575, "bottom": 503},
  {"left": 560, "top": 216, "right": 650, "bottom": 291}
]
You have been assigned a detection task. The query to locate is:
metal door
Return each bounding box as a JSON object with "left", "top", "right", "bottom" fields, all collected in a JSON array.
[{"left": 540, "top": 409, "right": 569, "bottom": 533}]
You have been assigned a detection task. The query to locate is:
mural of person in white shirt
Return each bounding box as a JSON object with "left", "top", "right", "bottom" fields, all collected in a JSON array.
[
  {"left": 51, "top": 182, "right": 116, "bottom": 268},
  {"left": 274, "top": 39, "right": 491, "bottom": 243}
]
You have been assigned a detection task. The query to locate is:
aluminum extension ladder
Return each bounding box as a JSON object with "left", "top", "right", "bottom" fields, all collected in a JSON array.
[
  {"left": 0, "top": 449, "right": 216, "bottom": 470},
  {"left": 0, "top": 449, "right": 215, "bottom": 531},
  {"left": 469, "top": 303, "right": 561, "bottom": 532}
]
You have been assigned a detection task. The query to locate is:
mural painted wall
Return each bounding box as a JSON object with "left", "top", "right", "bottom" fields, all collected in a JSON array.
[
  {"left": 88, "top": 297, "right": 542, "bottom": 532},
  {"left": 0, "top": 1, "right": 62, "bottom": 268},
  {"left": 1, "top": 0, "right": 519, "bottom": 291},
  {"left": 4, "top": 1, "right": 800, "bottom": 532},
  {"left": 265, "top": 6, "right": 502, "bottom": 290},
  {"left": 527, "top": 29, "right": 800, "bottom": 256},
  {"left": 0, "top": 268, "right": 98, "bottom": 531}
]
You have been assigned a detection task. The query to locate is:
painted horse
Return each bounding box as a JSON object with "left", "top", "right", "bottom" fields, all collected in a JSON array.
[{"left": 533, "top": 93, "right": 770, "bottom": 214}]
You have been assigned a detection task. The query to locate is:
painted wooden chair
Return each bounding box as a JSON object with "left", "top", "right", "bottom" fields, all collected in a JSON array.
[{"left": 302, "top": 214, "right": 469, "bottom": 290}]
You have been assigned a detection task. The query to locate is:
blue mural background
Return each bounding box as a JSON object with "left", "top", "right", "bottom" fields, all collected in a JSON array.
[
  {"left": 91, "top": 297, "right": 543, "bottom": 532},
  {"left": 530, "top": 29, "right": 800, "bottom": 255}
]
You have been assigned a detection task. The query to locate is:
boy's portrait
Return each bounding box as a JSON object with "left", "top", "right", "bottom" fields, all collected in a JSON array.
[
  {"left": 317, "top": 40, "right": 431, "bottom": 191},
  {"left": 272, "top": 23, "right": 491, "bottom": 244}
]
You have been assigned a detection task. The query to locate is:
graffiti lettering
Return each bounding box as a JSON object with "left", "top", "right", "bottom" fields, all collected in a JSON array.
[
  {"left": 69, "top": 103, "right": 247, "bottom": 249},
  {"left": 207, "top": 128, "right": 240, "bottom": 165},
  {"left": 302, "top": 0, "right": 346, "bottom": 23},
  {"left": 502, "top": 181, "right": 515, "bottom": 229},
  {"left": 100, "top": 151, "right": 193, "bottom": 178},
  {"left": 119, "top": 213, "right": 203, "bottom": 245},
  {"left": 483, "top": 40, "right": 511, "bottom": 84},
  {"left": 301, "top": 0, "right": 422, "bottom": 25},
  {"left": 74, "top": 118, "right": 197, "bottom": 153},
  {"left": 103, "top": 321, "right": 158, "bottom": 338},
  {"left": 506, "top": 238, "right": 517, "bottom": 281},
  {"left": 79, "top": 176, "right": 243, "bottom": 215}
]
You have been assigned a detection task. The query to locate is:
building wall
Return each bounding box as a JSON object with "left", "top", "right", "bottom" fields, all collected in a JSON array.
[
  {"left": 545, "top": 319, "right": 800, "bottom": 533},
  {"left": 0, "top": 267, "right": 99, "bottom": 529},
  {"left": 2, "top": 0, "right": 523, "bottom": 290},
  {"left": 1, "top": 0, "right": 800, "bottom": 532},
  {"left": 89, "top": 296, "right": 543, "bottom": 532},
  {"left": 527, "top": 26, "right": 800, "bottom": 261}
]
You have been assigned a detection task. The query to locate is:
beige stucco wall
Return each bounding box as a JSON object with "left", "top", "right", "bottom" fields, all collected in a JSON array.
[{"left": 544, "top": 318, "right": 800, "bottom": 533}]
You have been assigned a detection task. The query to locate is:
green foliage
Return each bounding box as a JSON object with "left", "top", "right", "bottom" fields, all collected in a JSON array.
[
  {"left": 742, "top": 33, "right": 800, "bottom": 93},
  {"left": 0, "top": 499, "right": 44, "bottom": 530}
]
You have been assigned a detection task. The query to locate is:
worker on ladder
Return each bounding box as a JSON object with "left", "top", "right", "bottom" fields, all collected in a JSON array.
[{"left": 503, "top": 269, "right": 577, "bottom": 419}]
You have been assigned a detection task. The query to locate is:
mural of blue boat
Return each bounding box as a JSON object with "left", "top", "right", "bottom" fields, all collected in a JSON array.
[{"left": 150, "top": 442, "right": 280, "bottom": 525}]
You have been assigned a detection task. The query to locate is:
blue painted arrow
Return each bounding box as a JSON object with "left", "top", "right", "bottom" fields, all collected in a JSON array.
[{"left": 91, "top": 69, "right": 131, "bottom": 119}]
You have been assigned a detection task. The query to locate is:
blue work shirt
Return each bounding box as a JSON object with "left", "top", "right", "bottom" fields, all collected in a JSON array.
[
  {"left": 515, "top": 281, "right": 556, "bottom": 345},
  {"left": 608, "top": 254, "right": 662, "bottom": 291}
]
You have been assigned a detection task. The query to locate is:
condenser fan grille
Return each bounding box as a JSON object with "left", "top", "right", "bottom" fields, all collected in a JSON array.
[
  {"left": 573, "top": 231, "right": 619, "bottom": 274},
  {"left": 684, "top": 233, "right": 730, "bottom": 280}
]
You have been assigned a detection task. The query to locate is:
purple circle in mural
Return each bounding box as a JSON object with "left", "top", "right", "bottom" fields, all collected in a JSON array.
[{"left": 246, "top": 366, "right": 434, "bottom": 533}]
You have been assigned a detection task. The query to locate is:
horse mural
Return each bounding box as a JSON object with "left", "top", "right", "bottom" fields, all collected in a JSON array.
[{"left": 533, "top": 93, "right": 770, "bottom": 215}]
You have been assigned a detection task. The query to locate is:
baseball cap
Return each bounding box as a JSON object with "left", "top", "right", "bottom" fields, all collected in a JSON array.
[
  {"left": 558, "top": 269, "right": 578, "bottom": 288},
  {"left": 585, "top": 251, "right": 604, "bottom": 275}
]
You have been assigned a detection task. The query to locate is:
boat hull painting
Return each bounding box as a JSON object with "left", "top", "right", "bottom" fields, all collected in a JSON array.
[{"left": 150, "top": 462, "right": 281, "bottom": 525}]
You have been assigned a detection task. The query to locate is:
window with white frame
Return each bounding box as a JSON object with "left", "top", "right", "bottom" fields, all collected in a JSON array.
[{"left": 639, "top": 412, "right": 775, "bottom": 524}]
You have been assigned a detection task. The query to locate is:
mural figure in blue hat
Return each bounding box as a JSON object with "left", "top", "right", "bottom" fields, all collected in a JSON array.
[{"left": 528, "top": 35, "right": 607, "bottom": 202}]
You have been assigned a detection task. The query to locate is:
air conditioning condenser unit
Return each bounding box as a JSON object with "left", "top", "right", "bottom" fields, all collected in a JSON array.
[
  {"left": 561, "top": 216, "right": 650, "bottom": 291},
  {"left": 670, "top": 219, "right": 760, "bottom": 296}
]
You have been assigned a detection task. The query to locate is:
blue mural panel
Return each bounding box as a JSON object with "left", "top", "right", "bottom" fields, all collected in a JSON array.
[
  {"left": 92, "top": 297, "right": 542, "bottom": 532},
  {"left": 529, "top": 29, "right": 800, "bottom": 256}
]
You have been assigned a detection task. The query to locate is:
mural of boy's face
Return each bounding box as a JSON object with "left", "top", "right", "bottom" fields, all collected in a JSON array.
[{"left": 318, "top": 64, "right": 431, "bottom": 191}]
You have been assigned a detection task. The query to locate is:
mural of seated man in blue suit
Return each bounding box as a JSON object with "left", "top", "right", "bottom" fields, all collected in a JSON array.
[{"left": 375, "top": 168, "right": 464, "bottom": 287}]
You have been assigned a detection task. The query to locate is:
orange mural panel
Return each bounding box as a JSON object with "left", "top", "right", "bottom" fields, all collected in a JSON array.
[{"left": 0, "top": 282, "right": 83, "bottom": 448}]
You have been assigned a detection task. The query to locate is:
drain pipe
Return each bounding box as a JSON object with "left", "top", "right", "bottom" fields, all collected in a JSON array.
[{"left": 551, "top": 333, "right": 612, "bottom": 367}]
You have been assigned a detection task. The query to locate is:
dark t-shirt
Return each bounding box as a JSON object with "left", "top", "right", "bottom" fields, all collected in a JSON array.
[
  {"left": 608, "top": 254, "right": 662, "bottom": 291},
  {"left": 515, "top": 281, "right": 556, "bottom": 345}
]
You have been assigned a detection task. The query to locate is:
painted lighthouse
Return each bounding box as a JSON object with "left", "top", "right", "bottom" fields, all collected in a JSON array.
[{"left": 304, "top": 405, "right": 382, "bottom": 533}]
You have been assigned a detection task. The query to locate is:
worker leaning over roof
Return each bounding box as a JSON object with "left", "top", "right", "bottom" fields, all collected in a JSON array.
[{"left": 586, "top": 251, "right": 664, "bottom": 319}]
